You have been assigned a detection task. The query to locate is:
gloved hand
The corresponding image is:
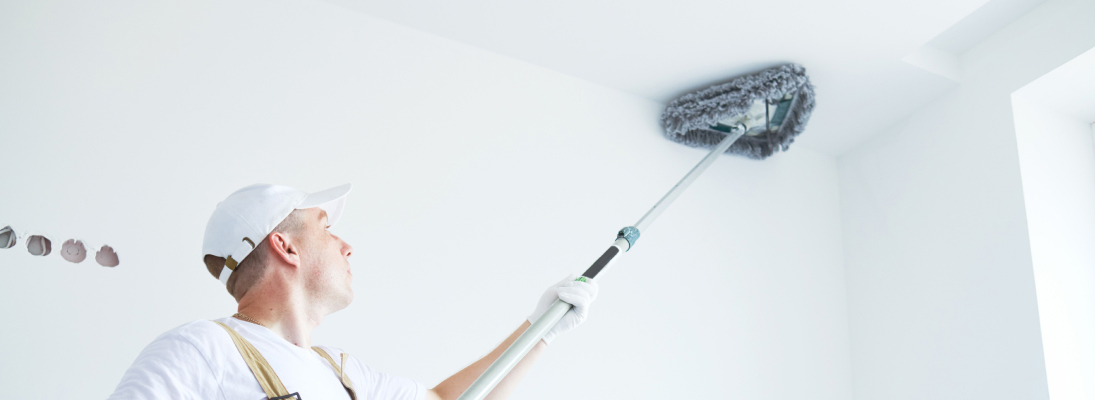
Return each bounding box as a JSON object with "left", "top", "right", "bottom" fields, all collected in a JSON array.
[{"left": 527, "top": 274, "right": 599, "bottom": 345}]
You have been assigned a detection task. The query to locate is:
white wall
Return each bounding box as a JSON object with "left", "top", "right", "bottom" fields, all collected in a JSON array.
[
  {"left": 837, "top": 0, "right": 1095, "bottom": 399},
  {"left": 1012, "top": 96, "right": 1095, "bottom": 399},
  {"left": 0, "top": 0, "right": 851, "bottom": 399}
]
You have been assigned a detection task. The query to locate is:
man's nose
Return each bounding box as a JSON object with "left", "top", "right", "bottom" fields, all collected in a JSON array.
[{"left": 342, "top": 239, "right": 353, "bottom": 258}]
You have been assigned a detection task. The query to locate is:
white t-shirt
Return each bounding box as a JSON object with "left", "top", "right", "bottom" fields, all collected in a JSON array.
[{"left": 108, "top": 317, "right": 427, "bottom": 400}]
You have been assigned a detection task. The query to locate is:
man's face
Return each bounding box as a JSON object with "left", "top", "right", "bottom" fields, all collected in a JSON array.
[{"left": 297, "top": 207, "right": 355, "bottom": 311}]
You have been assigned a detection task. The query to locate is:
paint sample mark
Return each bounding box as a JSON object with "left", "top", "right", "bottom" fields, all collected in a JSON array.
[
  {"left": 27, "top": 235, "right": 51, "bottom": 256},
  {"left": 61, "top": 239, "right": 87, "bottom": 263},
  {"left": 95, "top": 245, "right": 119, "bottom": 267},
  {"left": 0, "top": 226, "right": 15, "bottom": 249}
]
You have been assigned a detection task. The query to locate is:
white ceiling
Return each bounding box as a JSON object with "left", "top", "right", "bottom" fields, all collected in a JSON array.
[
  {"left": 928, "top": 0, "right": 1047, "bottom": 54},
  {"left": 1014, "top": 46, "right": 1095, "bottom": 124},
  {"left": 319, "top": 0, "right": 1048, "bottom": 156}
]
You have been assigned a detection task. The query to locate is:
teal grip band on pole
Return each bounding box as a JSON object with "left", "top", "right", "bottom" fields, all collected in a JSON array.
[{"left": 616, "top": 226, "right": 640, "bottom": 250}]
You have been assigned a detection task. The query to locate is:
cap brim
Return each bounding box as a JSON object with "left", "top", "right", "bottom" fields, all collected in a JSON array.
[{"left": 297, "top": 184, "right": 351, "bottom": 227}]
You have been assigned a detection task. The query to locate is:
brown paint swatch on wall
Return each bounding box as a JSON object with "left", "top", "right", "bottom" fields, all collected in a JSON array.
[{"left": 96, "top": 245, "right": 119, "bottom": 267}]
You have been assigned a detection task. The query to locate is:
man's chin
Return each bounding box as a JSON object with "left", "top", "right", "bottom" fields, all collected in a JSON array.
[
  {"left": 341, "top": 289, "right": 354, "bottom": 308},
  {"left": 328, "top": 286, "right": 353, "bottom": 310}
]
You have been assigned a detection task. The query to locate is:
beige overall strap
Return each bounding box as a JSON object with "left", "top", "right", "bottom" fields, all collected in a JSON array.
[
  {"left": 212, "top": 321, "right": 295, "bottom": 399},
  {"left": 312, "top": 347, "right": 359, "bottom": 400}
]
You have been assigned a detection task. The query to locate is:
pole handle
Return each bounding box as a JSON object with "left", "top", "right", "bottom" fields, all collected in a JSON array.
[
  {"left": 457, "top": 241, "right": 626, "bottom": 400},
  {"left": 455, "top": 299, "right": 572, "bottom": 400}
]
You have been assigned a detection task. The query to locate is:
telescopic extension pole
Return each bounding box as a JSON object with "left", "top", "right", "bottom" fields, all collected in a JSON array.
[{"left": 455, "top": 129, "right": 746, "bottom": 400}]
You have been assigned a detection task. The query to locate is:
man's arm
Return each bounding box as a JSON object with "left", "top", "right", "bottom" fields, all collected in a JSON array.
[
  {"left": 427, "top": 275, "right": 598, "bottom": 400},
  {"left": 428, "top": 321, "right": 544, "bottom": 400}
]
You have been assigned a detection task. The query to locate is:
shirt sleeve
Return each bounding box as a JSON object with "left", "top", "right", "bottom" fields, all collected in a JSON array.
[
  {"left": 339, "top": 351, "right": 426, "bottom": 400},
  {"left": 107, "top": 332, "right": 224, "bottom": 400}
]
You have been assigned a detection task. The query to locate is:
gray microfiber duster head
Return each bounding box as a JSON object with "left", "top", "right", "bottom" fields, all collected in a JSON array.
[{"left": 661, "top": 64, "right": 815, "bottom": 160}]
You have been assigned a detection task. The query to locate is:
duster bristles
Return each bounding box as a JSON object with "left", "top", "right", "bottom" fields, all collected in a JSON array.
[{"left": 661, "top": 64, "right": 816, "bottom": 160}]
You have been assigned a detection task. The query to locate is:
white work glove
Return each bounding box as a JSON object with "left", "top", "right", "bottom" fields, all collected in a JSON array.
[{"left": 527, "top": 274, "right": 599, "bottom": 345}]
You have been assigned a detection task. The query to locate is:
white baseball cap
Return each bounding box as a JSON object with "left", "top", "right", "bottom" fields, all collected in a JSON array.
[{"left": 203, "top": 183, "right": 351, "bottom": 285}]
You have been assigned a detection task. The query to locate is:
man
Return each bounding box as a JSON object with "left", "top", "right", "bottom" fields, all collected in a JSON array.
[{"left": 109, "top": 184, "right": 598, "bottom": 400}]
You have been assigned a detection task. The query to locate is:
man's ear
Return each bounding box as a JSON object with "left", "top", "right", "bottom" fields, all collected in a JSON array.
[{"left": 267, "top": 231, "right": 301, "bottom": 267}]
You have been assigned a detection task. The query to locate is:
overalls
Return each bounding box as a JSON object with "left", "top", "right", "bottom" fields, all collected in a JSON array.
[{"left": 213, "top": 321, "right": 358, "bottom": 400}]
